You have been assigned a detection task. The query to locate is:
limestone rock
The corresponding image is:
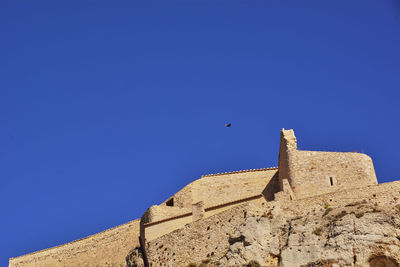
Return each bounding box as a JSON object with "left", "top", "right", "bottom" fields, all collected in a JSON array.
[
  {"left": 217, "top": 202, "right": 400, "bottom": 267},
  {"left": 126, "top": 247, "right": 144, "bottom": 267}
]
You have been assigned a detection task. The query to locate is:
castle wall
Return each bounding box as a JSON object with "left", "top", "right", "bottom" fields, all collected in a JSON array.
[
  {"left": 145, "top": 198, "right": 269, "bottom": 267},
  {"left": 162, "top": 168, "right": 278, "bottom": 210},
  {"left": 145, "top": 180, "right": 400, "bottom": 267},
  {"left": 193, "top": 169, "right": 278, "bottom": 207},
  {"left": 143, "top": 195, "right": 265, "bottom": 242},
  {"left": 10, "top": 128, "right": 390, "bottom": 267},
  {"left": 141, "top": 169, "right": 279, "bottom": 243},
  {"left": 144, "top": 213, "right": 193, "bottom": 242},
  {"left": 280, "top": 180, "right": 400, "bottom": 215},
  {"left": 279, "top": 128, "right": 377, "bottom": 200},
  {"left": 9, "top": 219, "right": 140, "bottom": 267},
  {"left": 288, "top": 150, "right": 377, "bottom": 199},
  {"left": 141, "top": 205, "right": 192, "bottom": 224},
  {"left": 163, "top": 184, "right": 194, "bottom": 209}
]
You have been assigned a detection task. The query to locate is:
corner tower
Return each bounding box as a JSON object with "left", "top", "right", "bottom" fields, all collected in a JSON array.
[{"left": 278, "top": 129, "right": 378, "bottom": 199}]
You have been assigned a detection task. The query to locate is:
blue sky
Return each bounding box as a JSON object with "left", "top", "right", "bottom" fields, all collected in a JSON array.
[{"left": 1, "top": 0, "right": 400, "bottom": 265}]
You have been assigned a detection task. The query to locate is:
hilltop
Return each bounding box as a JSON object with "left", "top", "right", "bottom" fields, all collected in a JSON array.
[{"left": 10, "top": 129, "right": 400, "bottom": 267}]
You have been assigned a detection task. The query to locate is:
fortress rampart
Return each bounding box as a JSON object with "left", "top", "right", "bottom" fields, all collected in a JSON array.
[
  {"left": 140, "top": 168, "right": 279, "bottom": 242},
  {"left": 9, "top": 128, "right": 398, "bottom": 267},
  {"left": 9, "top": 219, "right": 140, "bottom": 267},
  {"left": 142, "top": 194, "right": 265, "bottom": 242},
  {"left": 146, "top": 199, "right": 265, "bottom": 267},
  {"left": 160, "top": 168, "right": 278, "bottom": 209},
  {"left": 279, "top": 129, "right": 377, "bottom": 199},
  {"left": 145, "top": 180, "right": 400, "bottom": 266},
  {"left": 287, "top": 150, "right": 377, "bottom": 199}
]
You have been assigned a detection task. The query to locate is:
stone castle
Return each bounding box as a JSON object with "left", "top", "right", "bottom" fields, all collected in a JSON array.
[{"left": 9, "top": 129, "right": 400, "bottom": 267}]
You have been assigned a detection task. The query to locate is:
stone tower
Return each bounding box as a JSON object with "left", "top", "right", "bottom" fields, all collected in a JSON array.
[{"left": 278, "top": 128, "right": 377, "bottom": 199}]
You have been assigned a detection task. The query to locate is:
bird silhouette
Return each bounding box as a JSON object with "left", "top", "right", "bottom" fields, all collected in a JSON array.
[{"left": 225, "top": 123, "right": 231, "bottom": 127}]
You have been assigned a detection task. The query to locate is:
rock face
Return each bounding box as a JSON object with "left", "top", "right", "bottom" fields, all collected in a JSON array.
[
  {"left": 214, "top": 202, "right": 400, "bottom": 267},
  {"left": 142, "top": 180, "right": 400, "bottom": 267},
  {"left": 126, "top": 247, "right": 144, "bottom": 267}
]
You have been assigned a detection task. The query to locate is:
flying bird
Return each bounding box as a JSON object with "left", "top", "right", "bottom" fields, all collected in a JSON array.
[{"left": 225, "top": 123, "right": 231, "bottom": 127}]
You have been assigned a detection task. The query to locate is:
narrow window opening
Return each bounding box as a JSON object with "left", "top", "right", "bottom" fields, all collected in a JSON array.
[
  {"left": 166, "top": 198, "right": 174, "bottom": 207},
  {"left": 329, "top": 177, "right": 334, "bottom": 186}
]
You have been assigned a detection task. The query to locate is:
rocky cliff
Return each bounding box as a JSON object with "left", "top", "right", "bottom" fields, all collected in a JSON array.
[
  {"left": 129, "top": 182, "right": 400, "bottom": 267},
  {"left": 129, "top": 201, "right": 400, "bottom": 267},
  {"left": 219, "top": 201, "right": 400, "bottom": 267}
]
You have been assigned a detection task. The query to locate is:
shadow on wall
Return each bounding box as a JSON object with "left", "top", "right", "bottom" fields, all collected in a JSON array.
[
  {"left": 262, "top": 171, "right": 280, "bottom": 201},
  {"left": 126, "top": 246, "right": 144, "bottom": 267},
  {"left": 369, "top": 256, "right": 399, "bottom": 267}
]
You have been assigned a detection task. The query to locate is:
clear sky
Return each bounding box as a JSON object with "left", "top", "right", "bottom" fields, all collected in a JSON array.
[{"left": 1, "top": 0, "right": 400, "bottom": 265}]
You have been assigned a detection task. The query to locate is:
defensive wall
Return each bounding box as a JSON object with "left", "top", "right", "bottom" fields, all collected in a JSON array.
[
  {"left": 143, "top": 128, "right": 392, "bottom": 266},
  {"left": 9, "top": 166, "right": 280, "bottom": 266},
  {"left": 9, "top": 166, "right": 280, "bottom": 267},
  {"left": 9, "top": 219, "right": 140, "bottom": 267},
  {"left": 141, "top": 168, "right": 279, "bottom": 242},
  {"left": 279, "top": 129, "right": 378, "bottom": 199},
  {"left": 160, "top": 167, "right": 278, "bottom": 209},
  {"left": 145, "top": 180, "right": 400, "bottom": 267},
  {"left": 145, "top": 198, "right": 267, "bottom": 267},
  {"left": 142, "top": 194, "right": 266, "bottom": 242},
  {"left": 10, "top": 128, "right": 393, "bottom": 267}
]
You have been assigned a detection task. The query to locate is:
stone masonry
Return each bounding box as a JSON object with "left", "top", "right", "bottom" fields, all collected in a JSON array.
[{"left": 9, "top": 129, "right": 400, "bottom": 267}]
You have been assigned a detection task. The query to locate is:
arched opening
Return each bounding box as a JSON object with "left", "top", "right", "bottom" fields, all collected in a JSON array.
[{"left": 369, "top": 256, "right": 399, "bottom": 267}]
